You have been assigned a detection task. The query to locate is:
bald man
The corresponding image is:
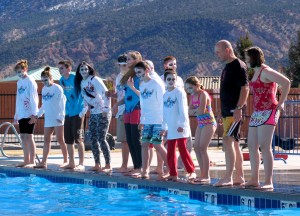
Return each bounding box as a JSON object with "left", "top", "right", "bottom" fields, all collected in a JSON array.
[{"left": 214, "top": 40, "right": 249, "bottom": 187}]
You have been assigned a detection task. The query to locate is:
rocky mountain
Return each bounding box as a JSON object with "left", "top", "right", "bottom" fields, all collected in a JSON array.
[{"left": 0, "top": 0, "right": 299, "bottom": 79}]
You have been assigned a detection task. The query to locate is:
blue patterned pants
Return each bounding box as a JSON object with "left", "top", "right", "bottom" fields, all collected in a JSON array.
[{"left": 89, "top": 113, "right": 111, "bottom": 165}]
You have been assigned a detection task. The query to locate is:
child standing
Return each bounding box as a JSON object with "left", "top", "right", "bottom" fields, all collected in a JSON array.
[
  {"left": 133, "top": 61, "right": 169, "bottom": 179},
  {"left": 185, "top": 76, "right": 217, "bottom": 183},
  {"left": 75, "top": 61, "right": 111, "bottom": 172},
  {"left": 14, "top": 60, "right": 39, "bottom": 168},
  {"left": 162, "top": 70, "right": 196, "bottom": 181},
  {"left": 33, "top": 67, "right": 68, "bottom": 169}
]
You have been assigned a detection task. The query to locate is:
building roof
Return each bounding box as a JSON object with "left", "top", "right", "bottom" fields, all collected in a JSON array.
[
  {"left": 198, "top": 76, "right": 221, "bottom": 90},
  {"left": 0, "top": 66, "right": 72, "bottom": 82}
]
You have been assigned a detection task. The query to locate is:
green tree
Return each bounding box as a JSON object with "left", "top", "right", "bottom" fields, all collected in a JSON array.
[
  {"left": 286, "top": 30, "right": 300, "bottom": 87},
  {"left": 234, "top": 32, "right": 254, "bottom": 79}
]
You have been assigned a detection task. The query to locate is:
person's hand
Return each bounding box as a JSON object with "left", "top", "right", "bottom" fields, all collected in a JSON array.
[
  {"left": 138, "top": 124, "right": 144, "bottom": 130},
  {"left": 177, "top": 127, "right": 184, "bottom": 133},
  {"left": 160, "top": 130, "right": 166, "bottom": 136},
  {"left": 13, "top": 119, "right": 19, "bottom": 125},
  {"left": 28, "top": 115, "right": 37, "bottom": 124},
  {"left": 127, "top": 77, "right": 134, "bottom": 89},
  {"left": 233, "top": 109, "right": 242, "bottom": 122}
]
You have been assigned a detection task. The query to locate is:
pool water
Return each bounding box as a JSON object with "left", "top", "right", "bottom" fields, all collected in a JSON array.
[{"left": 0, "top": 174, "right": 300, "bottom": 215}]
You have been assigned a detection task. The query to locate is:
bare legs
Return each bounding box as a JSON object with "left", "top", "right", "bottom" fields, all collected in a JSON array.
[
  {"left": 246, "top": 125, "right": 275, "bottom": 189},
  {"left": 234, "top": 140, "right": 245, "bottom": 185},
  {"left": 141, "top": 142, "right": 169, "bottom": 178},
  {"left": 117, "top": 141, "right": 130, "bottom": 172},
  {"left": 194, "top": 125, "right": 216, "bottom": 182},
  {"left": 214, "top": 135, "right": 240, "bottom": 186},
  {"left": 64, "top": 141, "right": 85, "bottom": 170},
  {"left": 35, "top": 126, "right": 68, "bottom": 168},
  {"left": 17, "top": 134, "right": 36, "bottom": 167}
]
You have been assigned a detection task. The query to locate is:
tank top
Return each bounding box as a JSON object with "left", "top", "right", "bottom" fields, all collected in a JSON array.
[{"left": 249, "top": 67, "right": 278, "bottom": 111}]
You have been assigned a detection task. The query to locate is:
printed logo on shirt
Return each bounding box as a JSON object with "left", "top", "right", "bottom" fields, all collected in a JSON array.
[
  {"left": 83, "top": 82, "right": 95, "bottom": 98},
  {"left": 42, "top": 92, "right": 55, "bottom": 101},
  {"left": 141, "top": 88, "right": 154, "bottom": 99},
  {"left": 23, "top": 97, "right": 30, "bottom": 110},
  {"left": 18, "top": 86, "right": 26, "bottom": 94},
  {"left": 164, "top": 97, "right": 177, "bottom": 108}
]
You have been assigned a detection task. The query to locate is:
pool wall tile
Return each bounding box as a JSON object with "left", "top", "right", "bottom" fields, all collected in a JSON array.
[
  {"left": 265, "top": 199, "right": 272, "bottom": 209},
  {"left": 1, "top": 168, "right": 300, "bottom": 210},
  {"left": 272, "top": 200, "right": 280, "bottom": 209},
  {"left": 233, "top": 195, "right": 239, "bottom": 206}
]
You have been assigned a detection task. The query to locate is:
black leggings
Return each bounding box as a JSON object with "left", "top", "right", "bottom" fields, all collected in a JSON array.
[{"left": 125, "top": 123, "right": 142, "bottom": 169}]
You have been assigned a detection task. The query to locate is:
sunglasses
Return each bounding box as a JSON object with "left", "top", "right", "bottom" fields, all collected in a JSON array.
[
  {"left": 168, "top": 63, "right": 176, "bottom": 67},
  {"left": 41, "top": 79, "right": 49, "bottom": 82},
  {"left": 135, "top": 70, "right": 143, "bottom": 74},
  {"left": 166, "top": 78, "right": 176, "bottom": 81}
]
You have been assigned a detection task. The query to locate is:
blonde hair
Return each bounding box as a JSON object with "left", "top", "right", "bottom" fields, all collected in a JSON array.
[
  {"left": 185, "top": 76, "right": 204, "bottom": 90},
  {"left": 120, "top": 51, "right": 143, "bottom": 85},
  {"left": 14, "top": 59, "right": 28, "bottom": 71}
]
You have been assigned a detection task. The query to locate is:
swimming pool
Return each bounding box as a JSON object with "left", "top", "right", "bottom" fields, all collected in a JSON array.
[{"left": 1, "top": 173, "right": 300, "bottom": 215}]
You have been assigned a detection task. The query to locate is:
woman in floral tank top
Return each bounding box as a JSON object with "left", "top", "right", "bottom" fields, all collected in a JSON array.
[{"left": 244, "top": 47, "right": 290, "bottom": 190}]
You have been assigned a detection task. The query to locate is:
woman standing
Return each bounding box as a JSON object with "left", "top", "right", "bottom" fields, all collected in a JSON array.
[
  {"left": 119, "top": 51, "right": 143, "bottom": 175},
  {"left": 33, "top": 67, "right": 68, "bottom": 168},
  {"left": 244, "top": 46, "right": 290, "bottom": 190},
  {"left": 75, "top": 61, "right": 111, "bottom": 172},
  {"left": 185, "top": 76, "right": 217, "bottom": 183},
  {"left": 14, "top": 60, "right": 39, "bottom": 168}
]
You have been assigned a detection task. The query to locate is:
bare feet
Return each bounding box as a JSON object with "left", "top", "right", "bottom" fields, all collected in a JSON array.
[
  {"left": 88, "top": 166, "right": 102, "bottom": 172},
  {"left": 259, "top": 184, "right": 274, "bottom": 190},
  {"left": 164, "top": 175, "right": 178, "bottom": 182},
  {"left": 63, "top": 164, "right": 76, "bottom": 169},
  {"left": 34, "top": 162, "right": 47, "bottom": 169},
  {"left": 149, "top": 169, "right": 163, "bottom": 175},
  {"left": 233, "top": 176, "right": 245, "bottom": 186},
  {"left": 133, "top": 173, "right": 150, "bottom": 179},
  {"left": 59, "top": 162, "right": 68, "bottom": 168},
  {"left": 214, "top": 178, "right": 233, "bottom": 187},
  {"left": 187, "top": 172, "right": 197, "bottom": 181},
  {"left": 192, "top": 177, "right": 211, "bottom": 184},
  {"left": 114, "top": 167, "right": 131, "bottom": 173},
  {"left": 23, "top": 163, "right": 35, "bottom": 168},
  {"left": 101, "top": 164, "right": 112, "bottom": 172},
  {"left": 124, "top": 169, "right": 141, "bottom": 176},
  {"left": 244, "top": 180, "right": 260, "bottom": 188},
  {"left": 75, "top": 165, "right": 85, "bottom": 171}
]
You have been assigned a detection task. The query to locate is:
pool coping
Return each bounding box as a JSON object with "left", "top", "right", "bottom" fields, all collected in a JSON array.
[{"left": 1, "top": 165, "right": 300, "bottom": 209}]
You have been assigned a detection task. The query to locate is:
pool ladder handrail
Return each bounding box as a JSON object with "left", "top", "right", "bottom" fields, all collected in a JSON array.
[
  {"left": 0, "top": 122, "right": 23, "bottom": 157},
  {"left": 0, "top": 122, "right": 40, "bottom": 163}
]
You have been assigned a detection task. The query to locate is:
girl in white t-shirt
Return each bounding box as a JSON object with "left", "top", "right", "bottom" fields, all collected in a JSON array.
[
  {"left": 162, "top": 70, "right": 196, "bottom": 181},
  {"left": 32, "top": 67, "right": 68, "bottom": 169}
]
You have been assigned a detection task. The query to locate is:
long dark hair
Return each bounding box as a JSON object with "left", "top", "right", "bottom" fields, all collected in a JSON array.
[{"left": 74, "top": 61, "right": 97, "bottom": 97}]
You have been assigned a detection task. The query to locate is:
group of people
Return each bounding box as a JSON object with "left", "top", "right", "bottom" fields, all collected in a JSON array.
[{"left": 13, "top": 39, "right": 290, "bottom": 190}]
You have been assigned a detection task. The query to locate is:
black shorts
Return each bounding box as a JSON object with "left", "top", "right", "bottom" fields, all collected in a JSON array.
[
  {"left": 19, "top": 118, "right": 35, "bottom": 134},
  {"left": 64, "top": 115, "right": 84, "bottom": 145}
]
